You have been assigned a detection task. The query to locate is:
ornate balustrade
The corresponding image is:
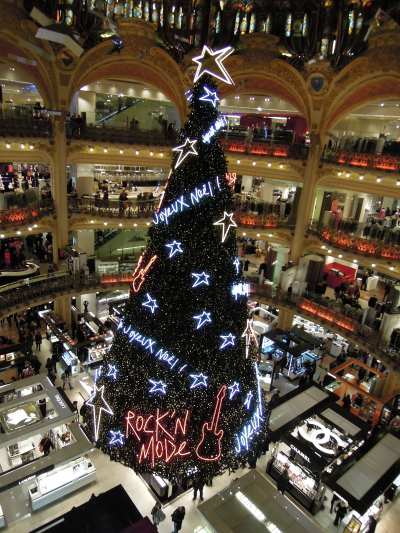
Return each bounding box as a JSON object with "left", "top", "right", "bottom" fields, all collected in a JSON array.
[
  {"left": 323, "top": 150, "right": 400, "bottom": 172},
  {"left": 0, "top": 202, "right": 54, "bottom": 229}
]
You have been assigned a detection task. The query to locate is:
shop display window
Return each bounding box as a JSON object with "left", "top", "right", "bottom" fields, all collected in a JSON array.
[
  {"left": 2, "top": 402, "right": 41, "bottom": 431},
  {"left": 273, "top": 450, "right": 317, "bottom": 500}
]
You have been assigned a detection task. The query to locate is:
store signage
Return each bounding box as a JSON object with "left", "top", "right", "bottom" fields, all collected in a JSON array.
[
  {"left": 153, "top": 176, "right": 221, "bottom": 225},
  {"left": 290, "top": 445, "right": 310, "bottom": 463},
  {"left": 125, "top": 385, "right": 227, "bottom": 464},
  {"left": 54, "top": 394, "right": 66, "bottom": 409}
]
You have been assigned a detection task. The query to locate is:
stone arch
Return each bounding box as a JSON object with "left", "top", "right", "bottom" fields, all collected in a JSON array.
[{"left": 68, "top": 40, "right": 188, "bottom": 123}]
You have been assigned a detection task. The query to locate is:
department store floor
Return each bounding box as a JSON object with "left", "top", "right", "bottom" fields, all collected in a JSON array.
[{"left": 0, "top": 334, "right": 398, "bottom": 533}]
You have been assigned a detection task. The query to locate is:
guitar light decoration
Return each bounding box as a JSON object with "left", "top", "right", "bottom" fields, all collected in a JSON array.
[
  {"left": 199, "top": 86, "right": 220, "bottom": 108},
  {"left": 132, "top": 254, "right": 157, "bottom": 293},
  {"left": 195, "top": 385, "right": 227, "bottom": 462},
  {"left": 193, "top": 310, "right": 212, "bottom": 329},
  {"left": 106, "top": 364, "right": 117, "bottom": 380},
  {"left": 148, "top": 379, "right": 167, "bottom": 395},
  {"left": 172, "top": 138, "right": 198, "bottom": 169},
  {"left": 165, "top": 240, "right": 183, "bottom": 258},
  {"left": 228, "top": 381, "right": 240, "bottom": 400},
  {"left": 189, "top": 373, "right": 208, "bottom": 389},
  {"left": 87, "top": 384, "right": 114, "bottom": 441},
  {"left": 192, "top": 272, "right": 210, "bottom": 288},
  {"left": 142, "top": 293, "right": 159, "bottom": 314},
  {"left": 244, "top": 391, "right": 253, "bottom": 410},
  {"left": 241, "top": 319, "right": 259, "bottom": 359},
  {"left": 220, "top": 333, "right": 236, "bottom": 349},
  {"left": 214, "top": 211, "right": 237, "bottom": 242},
  {"left": 192, "top": 45, "right": 234, "bottom": 85},
  {"left": 109, "top": 430, "right": 125, "bottom": 446}
]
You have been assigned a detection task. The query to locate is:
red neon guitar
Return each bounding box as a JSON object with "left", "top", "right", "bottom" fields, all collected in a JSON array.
[
  {"left": 195, "top": 385, "right": 227, "bottom": 462},
  {"left": 132, "top": 254, "right": 157, "bottom": 293}
]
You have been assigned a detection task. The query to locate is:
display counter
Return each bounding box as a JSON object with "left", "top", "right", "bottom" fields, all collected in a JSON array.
[{"left": 29, "top": 456, "right": 96, "bottom": 511}]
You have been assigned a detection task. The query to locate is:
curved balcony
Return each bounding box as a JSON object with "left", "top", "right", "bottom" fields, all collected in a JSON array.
[
  {"left": 310, "top": 217, "right": 400, "bottom": 261},
  {"left": 67, "top": 123, "right": 175, "bottom": 146},
  {"left": 0, "top": 200, "right": 54, "bottom": 230},
  {"left": 323, "top": 150, "right": 400, "bottom": 172},
  {"left": 68, "top": 195, "right": 293, "bottom": 230},
  {"left": 220, "top": 138, "right": 308, "bottom": 160},
  {"left": 0, "top": 114, "right": 52, "bottom": 139},
  {"left": 0, "top": 271, "right": 131, "bottom": 319}
]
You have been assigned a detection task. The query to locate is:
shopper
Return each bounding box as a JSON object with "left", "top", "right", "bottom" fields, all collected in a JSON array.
[
  {"left": 83, "top": 300, "right": 89, "bottom": 314},
  {"left": 35, "top": 330, "right": 42, "bottom": 351},
  {"left": 38, "top": 398, "right": 47, "bottom": 418},
  {"left": 151, "top": 502, "right": 165, "bottom": 526},
  {"left": 171, "top": 506, "right": 185, "bottom": 533},
  {"left": 277, "top": 465, "right": 290, "bottom": 496},
  {"left": 62, "top": 365, "right": 73, "bottom": 390},
  {"left": 39, "top": 434, "right": 54, "bottom": 456},
  {"left": 334, "top": 501, "right": 347, "bottom": 526},
  {"left": 22, "top": 361, "right": 34, "bottom": 378},
  {"left": 193, "top": 476, "right": 205, "bottom": 501},
  {"left": 330, "top": 492, "right": 339, "bottom": 513}
]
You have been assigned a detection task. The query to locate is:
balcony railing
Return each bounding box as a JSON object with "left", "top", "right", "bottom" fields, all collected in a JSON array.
[
  {"left": 323, "top": 150, "right": 400, "bottom": 172},
  {"left": 69, "top": 194, "right": 293, "bottom": 228},
  {"left": 66, "top": 124, "right": 176, "bottom": 146},
  {"left": 0, "top": 200, "right": 54, "bottom": 229},
  {"left": 310, "top": 218, "right": 400, "bottom": 260},
  {"left": 0, "top": 116, "right": 52, "bottom": 139},
  {"left": 220, "top": 138, "right": 309, "bottom": 160}
]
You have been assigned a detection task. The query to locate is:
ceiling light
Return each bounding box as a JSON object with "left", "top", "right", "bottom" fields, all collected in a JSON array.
[
  {"left": 256, "top": 233, "right": 260, "bottom": 237},
  {"left": 103, "top": 148, "right": 108, "bottom": 153},
  {"left": 353, "top": 259, "right": 358, "bottom": 263},
  {"left": 29, "top": 145, "right": 34, "bottom": 150},
  {"left": 268, "top": 233, "right": 273, "bottom": 238},
  {"left": 359, "top": 175, "right": 364, "bottom": 180},
  {"left": 390, "top": 266, "right": 395, "bottom": 271},
  {"left": 256, "top": 107, "right": 262, "bottom": 112},
  {"left": 242, "top": 232, "right": 246, "bottom": 236},
  {"left": 118, "top": 223, "right": 123, "bottom": 227},
  {"left": 16, "top": 231, "right": 21, "bottom": 235},
  {"left": 346, "top": 173, "right": 351, "bottom": 178},
  {"left": 279, "top": 164, "right": 283, "bottom": 169},
  {"left": 160, "top": 153, "right": 164, "bottom": 157},
  {"left": 150, "top": 151, "right": 154, "bottom": 156},
  {"left": 89, "top": 147, "right": 94, "bottom": 152},
  {"left": 252, "top": 161, "right": 256, "bottom": 166},
  {"left": 328, "top": 249, "right": 332, "bottom": 253},
  {"left": 338, "top": 172, "right": 342, "bottom": 176},
  {"left": 103, "top": 222, "right": 108, "bottom": 226},
  {"left": 28, "top": 227, "right": 32, "bottom": 231},
  {"left": 5, "top": 143, "right": 10, "bottom": 149},
  {"left": 119, "top": 149, "right": 124, "bottom": 154},
  {"left": 133, "top": 223, "right": 138, "bottom": 227},
  {"left": 237, "top": 160, "right": 241, "bottom": 164},
  {"left": 380, "top": 103, "right": 385, "bottom": 107},
  {"left": 338, "top": 254, "right": 343, "bottom": 258},
  {"left": 135, "top": 150, "right": 139, "bottom": 155},
  {"left": 235, "top": 491, "right": 266, "bottom": 523},
  {"left": 397, "top": 181, "right": 400, "bottom": 186},
  {"left": 20, "top": 144, "right": 25, "bottom": 149},
  {"left": 371, "top": 263, "right": 376, "bottom": 268},
  {"left": 90, "top": 220, "right": 94, "bottom": 223},
  {"left": 267, "top": 163, "right": 272, "bottom": 168},
  {"left": 376, "top": 178, "right": 382, "bottom": 183},
  {"left": 321, "top": 245, "right": 326, "bottom": 249}
]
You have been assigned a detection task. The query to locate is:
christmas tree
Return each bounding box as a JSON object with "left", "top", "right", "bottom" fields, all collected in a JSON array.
[{"left": 89, "top": 46, "right": 267, "bottom": 483}]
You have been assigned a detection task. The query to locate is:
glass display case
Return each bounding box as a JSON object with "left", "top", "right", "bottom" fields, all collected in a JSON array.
[
  {"left": 273, "top": 451, "right": 317, "bottom": 501},
  {"left": 29, "top": 456, "right": 96, "bottom": 510},
  {"left": 1, "top": 402, "right": 41, "bottom": 431}
]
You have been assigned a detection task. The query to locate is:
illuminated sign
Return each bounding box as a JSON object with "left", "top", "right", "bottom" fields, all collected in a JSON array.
[
  {"left": 153, "top": 176, "right": 221, "bottom": 225},
  {"left": 202, "top": 115, "right": 227, "bottom": 143}
]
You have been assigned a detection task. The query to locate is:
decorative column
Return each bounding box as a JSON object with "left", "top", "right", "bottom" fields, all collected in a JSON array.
[
  {"left": 290, "top": 132, "right": 322, "bottom": 262},
  {"left": 51, "top": 114, "right": 69, "bottom": 263},
  {"left": 277, "top": 306, "right": 295, "bottom": 330},
  {"left": 54, "top": 295, "right": 71, "bottom": 326}
]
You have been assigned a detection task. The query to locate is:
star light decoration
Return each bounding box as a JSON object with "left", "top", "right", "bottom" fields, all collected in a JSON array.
[
  {"left": 244, "top": 391, "right": 253, "bottom": 410},
  {"left": 87, "top": 384, "right": 114, "bottom": 441},
  {"left": 172, "top": 138, "right": 198, "bottom": 169},
  {"left": 192, "top": 45, "right": 234, "bottom": 85},
  {"left": 191, "top": 271, "right": 210, "bottom": 288},
  {"left": 241, "top": 319, "right": 259, "bottom": 359},
  {"left": 109, "top": 430, "right": 125, "bottom": 446},
  {"left": 199, "top": 86, "right": 220, "bottom": 108},
  {"left": 142, "top": 293, "right": 159, "bottom": 314},
  {"left": 193, "top": 310, "right": 212, "bottom": 329},
  {"left": 189, "top": 373, "right": 208, "bottom": 389},
  {"left": 214, "top": 211, "right": 237, "bottom": 243},
  {"left": 148, "top": 379, "right": 167, "bottom": 395},
  {"left": 106, "top": 364, "right": 117, "bottom": 380},
  {"left": 220, "top": 333, "right": 236, "bottom": 349},
  {"left": 228, "top": 382, "right": 240, "bottom": 400},
  {"left": 166, "top": 240, "right": 183, "bottom": 258}
]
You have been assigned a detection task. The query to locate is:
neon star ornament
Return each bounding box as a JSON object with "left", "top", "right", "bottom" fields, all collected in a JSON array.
[
  {"left": 199, "top": 86, "right": 220, "bottom": 108},
  {"left": 87, "top": 384, "right": 114, "bottom": 441},
  {"left": 106, "top": 364, "right": 117, "bottom": 380},
  {"left": 244, "top": 391, "right": 253, "bottom": 410},
  {"left": 166, "top": 240, "right": 183, "bottom": 258},
  {"left": 228, "top": 382, "right": 240, "bottom": 400},
  {"left": 142, "top": 293, "right": 159, "bottom": 314},
  {"left": 220, "top": 333, "right": 236, "bottom": 349},
  {"left": 214, "top": 211, "right": 237, "bottom": 243},
  {"left": 109, "top": 430, "right": 125, "bottom": 446},
  {"left": 189, "top": 373, "right": 208, "bottom": 389},
  {"left": 193, "top": 310, "right": 212, "bottom": 329},
  {"left": 241, "top": 319, "right": 259, "bottom": 359},
  {"left": 148, "top": 379, "right": 167, "bottom": 395},
  {"left": 192, "top": 45, "right": 234, "bottom": 85},
  {"left": 172, "top": 138, "right": 198, "bottom": 169},
  {"left": 192, "top": 272, "right": 210, "bottom": 288}
]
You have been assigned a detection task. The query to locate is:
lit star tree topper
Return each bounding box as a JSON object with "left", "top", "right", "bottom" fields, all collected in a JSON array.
[
  {"left": 192, "top": 46, "right": 235, "bottom": 85},
  {"left": 92, "top": 64, "right": 267, "bottom": 484}
]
